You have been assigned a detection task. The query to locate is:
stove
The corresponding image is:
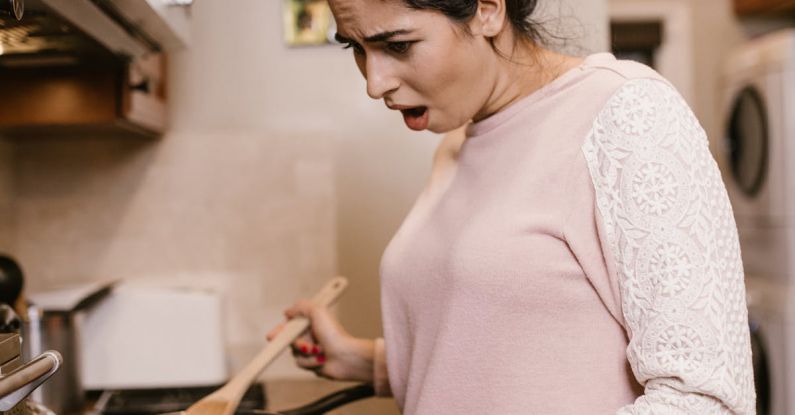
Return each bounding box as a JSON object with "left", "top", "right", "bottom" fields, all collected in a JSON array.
[{"left": 91, "top": 384, "right": 266, "bottom": 415}]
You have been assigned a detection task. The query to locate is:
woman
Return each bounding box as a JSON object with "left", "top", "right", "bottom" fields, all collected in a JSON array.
[{"left": 268, "top": 0, "right": 756, "bottom": 413}]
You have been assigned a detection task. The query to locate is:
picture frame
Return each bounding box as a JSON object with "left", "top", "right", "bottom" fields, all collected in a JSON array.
[{"left": 283, "top": 0, "right": 335, "bottom": 46}]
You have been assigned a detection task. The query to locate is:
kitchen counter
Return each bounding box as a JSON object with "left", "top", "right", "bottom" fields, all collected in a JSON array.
[{"left": 265, "top": 379, "right": 399, "bottom": 415}]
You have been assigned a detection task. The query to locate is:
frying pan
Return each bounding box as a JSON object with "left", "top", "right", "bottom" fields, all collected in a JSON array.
[
  {"left": 98, "top": 383, "right": 375, "bottom": 415},
  {"left": 238, "top": 383, "right": 374, "bottom": 415}
]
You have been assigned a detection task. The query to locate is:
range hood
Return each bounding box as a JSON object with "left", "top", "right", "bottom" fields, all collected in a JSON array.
[
  {"left": 0, "top": 0, "right": 190, "bottom": 66},
  {"left": 0, "top": 0, "right": 191, "bottom": 137}
]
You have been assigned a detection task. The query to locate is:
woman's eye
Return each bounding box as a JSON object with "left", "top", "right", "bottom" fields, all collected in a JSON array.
[
  {"left": 342, "top": 42, "right": 365, "bottom": 55},
  {"left": 386, "top": 41, "right": 413, "bottom": 54}
]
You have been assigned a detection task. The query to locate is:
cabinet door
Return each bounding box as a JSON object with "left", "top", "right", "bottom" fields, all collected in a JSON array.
[{"left": 735, "top": 0, "right": 795, "bottom": 15}]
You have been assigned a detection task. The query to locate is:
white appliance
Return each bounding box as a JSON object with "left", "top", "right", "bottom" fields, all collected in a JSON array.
[
  {"left": 78, "top": 283, "right": 228, "bottom": 390},
  {"left": 722, "top": 29, "right": 795, "bottom": 282},
  {"left": 745, "top": 277, "right": 791, "bottom": 415},
  {"left": 721, "top": 29, "right": 795, "bottom": 415}
]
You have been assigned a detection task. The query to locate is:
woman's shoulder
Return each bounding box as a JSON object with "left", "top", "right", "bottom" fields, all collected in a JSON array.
[
  {"left": 573, "top": 54, "right": 693, "bottom": 131},
  {"left": 582, "top": 53, "right": 664, "bottom": 83},
  {"left": 570, "top": 53, "right": 678, "bottom": 105},
  {"left": 583, "top": 55, "right": 693, "bottom": 121}
]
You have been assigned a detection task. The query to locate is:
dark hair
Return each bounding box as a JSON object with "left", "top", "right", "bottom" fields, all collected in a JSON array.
[{"left": 401, "top": 0, "right": 543, "bottom": 44}]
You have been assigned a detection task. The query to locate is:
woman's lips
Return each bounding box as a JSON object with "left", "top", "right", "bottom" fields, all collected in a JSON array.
[{"left": 399, "top": 106, "right": 429, "bottom": 131}]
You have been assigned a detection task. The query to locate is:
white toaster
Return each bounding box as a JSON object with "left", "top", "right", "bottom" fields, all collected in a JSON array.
[{"left": 78, "top": 282, "right": 228, "bottom": 390}]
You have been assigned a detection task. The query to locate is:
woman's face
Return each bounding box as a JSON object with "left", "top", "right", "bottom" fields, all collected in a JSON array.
[{"left": 329, "top": 0, "right": 497, "bottom": 133}]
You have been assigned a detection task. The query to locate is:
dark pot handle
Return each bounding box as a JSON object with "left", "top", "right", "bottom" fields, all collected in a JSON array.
[{"left": 273, "top": 383, "right": 375, "bottom": 415}]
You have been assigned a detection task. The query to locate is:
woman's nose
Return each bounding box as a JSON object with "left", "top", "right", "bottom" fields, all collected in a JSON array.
[{"left": 365, "top": 55, "right": 399, "bottom": 100}]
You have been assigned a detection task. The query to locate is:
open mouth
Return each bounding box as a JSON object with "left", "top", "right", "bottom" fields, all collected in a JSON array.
[{"left": 400, "top": 106, "right": 429, "bottom": 131}]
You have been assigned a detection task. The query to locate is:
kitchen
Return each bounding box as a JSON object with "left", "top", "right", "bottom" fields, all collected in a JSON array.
[{"left": 0, "top": 0, "right": 794, "bottom": 414}]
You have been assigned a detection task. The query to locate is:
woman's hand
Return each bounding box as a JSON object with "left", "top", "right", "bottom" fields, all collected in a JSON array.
[{"left": 266, "top": 299, "right": 375, "bottom": 382}]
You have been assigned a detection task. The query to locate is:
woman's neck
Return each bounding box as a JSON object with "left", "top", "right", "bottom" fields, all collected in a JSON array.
[{"left": 472, "top": 43, "right": 584, "bottom": 123}]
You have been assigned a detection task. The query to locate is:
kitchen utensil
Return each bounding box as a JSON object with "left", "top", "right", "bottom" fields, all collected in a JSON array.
[
  {"left": 0, "top": 351, "right": 62, "bottom": 411},
  {"left": 23, "top": 305, "right": 81, "bottom": 413},
  {"left": 169, "top": 277, "right": 348, "bottom": 415},
  {"left": 23, "top": 281, "right": 114, "bottom": 414}
]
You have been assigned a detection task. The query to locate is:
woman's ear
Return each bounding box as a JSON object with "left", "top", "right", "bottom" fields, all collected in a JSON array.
[{"left": 469, "top": 0, "right": 507, "bottom": 38}]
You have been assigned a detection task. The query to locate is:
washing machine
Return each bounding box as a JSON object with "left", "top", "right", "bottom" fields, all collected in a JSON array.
[
  {"left": 722, "top": 29, "right": 795, "bottom": 415},
  {"left": 722, "top": 29, "right": 795, "bottom": 281},
  {"left": 744, "top": 275, "right": 791, "bottom": 415}
]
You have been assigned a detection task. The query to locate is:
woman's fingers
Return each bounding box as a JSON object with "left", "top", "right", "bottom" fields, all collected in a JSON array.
[
  {"left": 282, "top": 299, "right": 345, "bottom": 345},
  {"left": 272, "top": 298, "right": 351, "bottom": 380},
  {"left": 290, "top": 332, "right": 324, "bottom": 355},
  {"left": 269, "top": 299, "right": 316, "bottom": 342},
  {"left": 295, "top": 353, "right": 327, "bottom": 373},
  {"left": 284, "top": 299, "right": 315, "bottom": 319},
  {"left": 291, "top": 339, "right": 324, "bottom": 355}
]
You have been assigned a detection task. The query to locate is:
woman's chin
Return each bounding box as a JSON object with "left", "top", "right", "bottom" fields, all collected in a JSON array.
[
  {"left": 426, "top": 125, "right": 449, "bottom": 134},
  {"left": 427, "top": 119, "right": 468, "bottom": 134}
]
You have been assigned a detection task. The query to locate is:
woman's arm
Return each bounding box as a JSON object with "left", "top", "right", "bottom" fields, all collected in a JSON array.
[
  {"left": 581, "top": 78, "right": 755, "bottom": 414},
  {"left": 373, "top": 338, "right": 392, "bottom": 396}
]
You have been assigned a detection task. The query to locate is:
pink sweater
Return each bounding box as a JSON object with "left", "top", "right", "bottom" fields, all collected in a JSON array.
[{"left": 373, "top": 53, "right": 755, "bottom": 414}]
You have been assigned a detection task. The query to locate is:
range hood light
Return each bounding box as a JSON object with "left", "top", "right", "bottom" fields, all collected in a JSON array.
[
  {"left": 0, "top": 44, "right": 4, "bottom": 56},
  {"left": 163, "top": 0, "right": 192, "bottom": 6}
]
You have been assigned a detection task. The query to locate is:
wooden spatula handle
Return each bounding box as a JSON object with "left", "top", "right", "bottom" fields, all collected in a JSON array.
[
  {"left": 213, "top": 277, "right": 349, "bottom": 415},
  {"left": 310, "top": 276, "right": 348, "bottom": 307}
]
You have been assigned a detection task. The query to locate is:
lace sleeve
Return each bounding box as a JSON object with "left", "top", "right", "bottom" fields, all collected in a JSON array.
[{"left": 582, "top": 78, "right": 756, "bottom": 414}]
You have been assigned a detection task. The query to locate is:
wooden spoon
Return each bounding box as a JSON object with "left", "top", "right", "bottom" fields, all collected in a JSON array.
[{"left": 170, "top": 277, "right": 348, "bottom": 415}]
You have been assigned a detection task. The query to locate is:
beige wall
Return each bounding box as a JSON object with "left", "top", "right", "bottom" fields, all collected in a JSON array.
[{"left": 538, "top": 0, "right": 610, "bottom": 54}]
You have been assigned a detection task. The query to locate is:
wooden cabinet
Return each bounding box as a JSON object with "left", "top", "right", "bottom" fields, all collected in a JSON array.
[
  {"left": 0, "top": 54, "right": 166, "bottom": 138},
  {"left": 735, "top": 0, "right": 795, "bottom": 15},
  {"left": 610, "top": 21, "right": 663, "bottom": 68}
]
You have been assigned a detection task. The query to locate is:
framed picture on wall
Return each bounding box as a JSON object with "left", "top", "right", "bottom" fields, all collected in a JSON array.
[{"left": 283, "top": 0, "right": 335, "bottom": 46}]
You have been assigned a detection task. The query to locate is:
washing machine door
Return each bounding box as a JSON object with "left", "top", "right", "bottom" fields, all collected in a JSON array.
[
  {"left": 750, "top": 319, "right": 771, "bottom": 414},
  {"left": 726, "top": 86, "right": 768, "bottom": 196}
]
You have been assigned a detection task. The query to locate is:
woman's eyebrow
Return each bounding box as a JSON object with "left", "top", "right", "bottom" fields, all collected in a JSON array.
[
  {"left": 334, "top": 33, "right": 352, "bottom": 43},
  {"left": 334, "top": 30, "right": 414, "bottom": 44},
  {"left": 364, "top": 30, "right": 413, "bottom": 42}
]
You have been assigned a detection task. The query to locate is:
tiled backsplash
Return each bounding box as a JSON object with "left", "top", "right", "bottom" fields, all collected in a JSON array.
[{"left": 6, "top": 131, "right": 336, "bottom": 377}]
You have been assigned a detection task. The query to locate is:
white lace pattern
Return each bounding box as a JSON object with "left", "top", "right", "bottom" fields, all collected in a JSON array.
[{"left": 582, "top": 79, "right": 756, "bottom": 414}]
